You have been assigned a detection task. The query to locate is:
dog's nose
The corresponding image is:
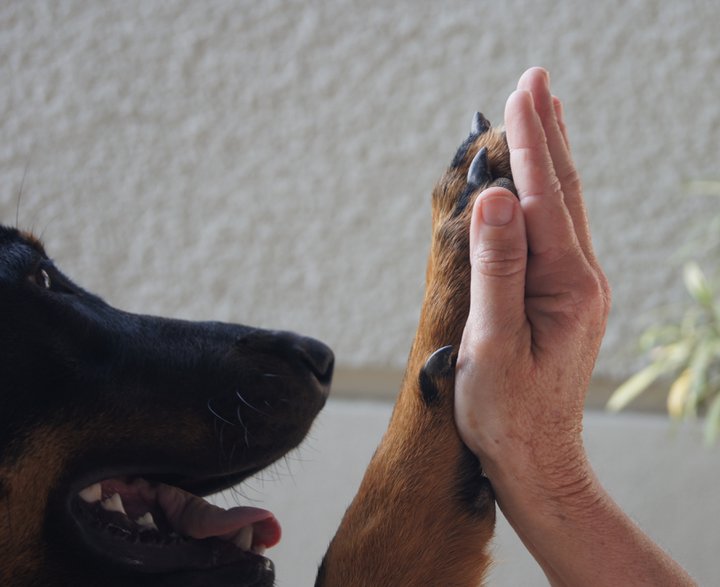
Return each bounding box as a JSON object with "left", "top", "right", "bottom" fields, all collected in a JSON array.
[
  {"left": 235, "top": 330, "right": 334, "bottom": 391},
  {"left": 292, "top": 336, "right": 335, "bottom": 387}
]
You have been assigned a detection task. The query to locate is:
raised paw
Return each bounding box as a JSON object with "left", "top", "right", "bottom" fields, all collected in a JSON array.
[
  {"left": 434, "top": 112, "right": 515, "bottom": 222},
  {"left": 316, "top": 112, "right": 506, "bottom": 587},
  {"left": 420, "top": 114, "right": 516, "bottom": 363}
]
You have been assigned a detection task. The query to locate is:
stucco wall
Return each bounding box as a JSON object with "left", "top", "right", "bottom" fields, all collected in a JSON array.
[
  {"left": 2, "top": 2, "right": 719, "bottom": 585},
  {"left": 2, "top": 0, "right": 719, "bottom": 380}
]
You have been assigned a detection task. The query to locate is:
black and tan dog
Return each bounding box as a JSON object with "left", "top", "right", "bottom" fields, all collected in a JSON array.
[
  {"left": 1, "top": 111, "right": 509, "bottom": 587},
  {"left": 317, "top": 113, "right": 513, "bottom": 586},
  {"left": 0, "top": 226, "right": 334, "bottom": 586}
]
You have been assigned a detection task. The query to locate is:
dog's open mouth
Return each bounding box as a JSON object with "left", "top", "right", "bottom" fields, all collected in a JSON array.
[{"left": 64, "top": 475, "right": 279, "bottom": 584}]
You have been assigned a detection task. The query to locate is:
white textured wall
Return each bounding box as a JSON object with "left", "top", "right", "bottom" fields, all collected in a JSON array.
[
  {"left": 2, "top": 3, "right": 718, "bottom": 585},
  {"left": 1, "top": 1, "right": 719, "bottom": 377}
]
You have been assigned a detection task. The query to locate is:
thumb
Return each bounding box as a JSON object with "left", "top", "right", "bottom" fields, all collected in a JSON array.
[{"left": 466, "top": 187, "right": 528, "bottom": 345}]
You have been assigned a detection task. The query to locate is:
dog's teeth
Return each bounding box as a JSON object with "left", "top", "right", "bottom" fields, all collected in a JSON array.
[
  {"left": 78, "top": 483, "right": 102, "bottom": 504},
  {"left": 252, "top": 545, "right": 267, "bottom": 556},
  {"left": 233, "top": 526, "right": 253, "bottom": 551},
  {"left": 471, "top": 112, "right": 491, "bottom": 135},
  {"left": 467, "top": 146, "right": 491, "bottom": 188},
  {"left": 101, "top": 493, "right": 127, "bottom": 515},
  {"left": 135, "top": 512, "right": 159, "bottom": 531}
]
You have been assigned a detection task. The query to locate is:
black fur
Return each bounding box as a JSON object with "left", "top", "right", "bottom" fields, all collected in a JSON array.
[
  {"left": 0, "top": 226, "right": 334, "bottom": 587},
  {"left": 455, "top": 445, "right": 494, "bottom": 517}
]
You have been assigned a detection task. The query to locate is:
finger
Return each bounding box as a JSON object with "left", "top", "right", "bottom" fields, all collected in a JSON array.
[
  {"left": 464, "top": 187, "right": 529, "bottom": 348},
  {"left": 504, "top": 89, "right": 580, "bottom": 260},
  {"left": 552, "top": 96, "right": 569, "bottom": 149},
  {"left": 517, "top": 69, "right": 576, "bottom": 196},
  {"left": 551, "top": 95, "right": 599, "bottom": 269},
  {"left": 517, "top": 68, "right": 596, "bottom": 263}
]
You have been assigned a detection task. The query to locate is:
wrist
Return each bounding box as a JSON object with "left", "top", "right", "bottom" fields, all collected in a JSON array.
[{"left": 480, "top": 436, "right": 599, "bottom": 516}]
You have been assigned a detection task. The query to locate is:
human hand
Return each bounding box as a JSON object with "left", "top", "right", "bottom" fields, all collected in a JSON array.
[{"left": 454, "top": 67, "right": 611, "bottom": 497}]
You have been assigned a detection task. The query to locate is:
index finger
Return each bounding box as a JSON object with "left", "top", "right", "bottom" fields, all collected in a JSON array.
[
  {"left": 505, "top": 89, "right": 580, "bottom": 261},
  {"left": 517, "top": 68, "right": 596, "bottom": 265}
]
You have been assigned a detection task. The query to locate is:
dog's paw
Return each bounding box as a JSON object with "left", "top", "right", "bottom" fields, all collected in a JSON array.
[
  {"left": 416, "top": 113, "right": 516, "bottom": 360},
  {"left": 433, "top": 112, "right": 515, "bottom": 232},
  {"left": 416, "top": 114, "right": 516, "bottom": 406}
]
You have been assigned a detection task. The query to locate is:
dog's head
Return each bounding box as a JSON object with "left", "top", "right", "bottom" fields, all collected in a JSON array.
[{"left": 0, "top": 226, "right": 333, "bottom": 586}]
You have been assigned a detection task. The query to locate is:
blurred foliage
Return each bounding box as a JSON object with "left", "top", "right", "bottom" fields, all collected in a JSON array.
[{"left": 607, "top": 181, "right": 720, "bottom": 445}]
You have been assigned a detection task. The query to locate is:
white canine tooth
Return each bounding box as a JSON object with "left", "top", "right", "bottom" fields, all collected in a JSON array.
[
  {"left": 135, "top": 512, "right": 159, "bottom": 531},
  {"left": 100, "top": 493, "right": 126, "bottom": 515},
  {"left": 233, "top": 526, "right": 253, "bottom": 551},
  {"left": 78, "top": 483, "right": 102, "bottom": 504},
  {"left": 252, "top": 545, "right": 267, "bottom": 556}
]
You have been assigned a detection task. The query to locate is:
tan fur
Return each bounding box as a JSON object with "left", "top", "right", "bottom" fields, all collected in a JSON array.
[
  {"left": 318, "top": 129, "right": 511, "bottom": 586},
  {"left": 0, "top": 417, "right": 206, "bottom": 584},
  {"left": 0, "top": 427, "right": 68, "bottom": 583}
]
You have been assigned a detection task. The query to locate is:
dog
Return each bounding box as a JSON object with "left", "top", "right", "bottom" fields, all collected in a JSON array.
[
  {"left": 316, "top": 113, "right": 513, "bottom": 586},
  {"left": 2, "top": 111, "right": 509, "bottom": 587},
  {"left": 0, "top": 226, "right": 334, "bottom": 586}
]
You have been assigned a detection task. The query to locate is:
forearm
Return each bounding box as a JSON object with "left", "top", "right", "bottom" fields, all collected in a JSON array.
[
  {"left": 487, "top": 458, "right": 697, "bottom": 587},
  {"left": 455, "top": 67, "right": 695, "bottom": 586}
]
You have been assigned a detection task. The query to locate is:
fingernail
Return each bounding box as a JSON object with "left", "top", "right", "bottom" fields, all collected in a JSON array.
[
  {"left": 553, "top": 96, "right": 565, "bottom": 124},
  {"left": 539, "top": 67, "right": 550, "bottom": 89},
  {"left": 481, "top": 195, "right": 515, "bottom": 226}
]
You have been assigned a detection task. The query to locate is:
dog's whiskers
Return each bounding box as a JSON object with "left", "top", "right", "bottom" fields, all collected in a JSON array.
[
  {"left": 226, "top": 441, "right": 238, "bottom": 470},
  {"left": 235, "top": 407, "right": 251, "bottom": 447},
  {"left": 207, "top": 399, "right": 236, "bottom": 427},
  {"left": 235, "top": 390, "right": 270, "bottom": 417}
]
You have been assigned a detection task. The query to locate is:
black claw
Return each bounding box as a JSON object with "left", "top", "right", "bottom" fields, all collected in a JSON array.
[
  {"left": 467, "top": 147, "right": 491, "bottom": 188},
  {"left": 471, "top": 112, "right": 491, "bottom": 135},
  {"left": 418, "top": 345, "right": 456, "bottom": 406},
  {"left": 423, "top": 345, "right": 455, "bottom": 377},
  {"left": 451, "top": 112, "right": 492, "bottom": 168}
]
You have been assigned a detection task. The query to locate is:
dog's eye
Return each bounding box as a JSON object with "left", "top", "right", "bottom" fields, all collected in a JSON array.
[
  {"left": 40, "top": 269, "right": 51, "bottom": 289},
  {"left": 31, "top": 267, "right": 52, "bottom": 290}
]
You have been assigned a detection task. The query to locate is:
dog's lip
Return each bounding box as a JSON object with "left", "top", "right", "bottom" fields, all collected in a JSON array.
[
  {"left": 56, "top": 467, "right": 279, "bottom": 583},
  {"left": 73, "top": 476, "right": 282, "bottom": 549},
  {"left": 64, "top": 464, "right": 260, "bottom": 500}
]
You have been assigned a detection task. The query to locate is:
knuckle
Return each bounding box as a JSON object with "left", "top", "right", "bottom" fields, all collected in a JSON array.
[
  {"left": 597, "top": 271, "right": 612, "bottom": 315},
  {"left": 472, "top": 242, "right": 526, "bottom": 278},
  {"left": 559, "top": 167, "right": 582, "bottom": 194},
  {"left": 572, "top": 268, "right": 610, "bottom": 324}
]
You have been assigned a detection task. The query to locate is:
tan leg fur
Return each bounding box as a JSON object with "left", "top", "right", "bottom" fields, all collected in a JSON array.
[{"left": 317, "top": 116, "right": 514, "bottom": 586}]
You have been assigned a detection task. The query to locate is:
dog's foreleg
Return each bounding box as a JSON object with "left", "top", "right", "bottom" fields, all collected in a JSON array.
[{"left": 317, "top": 117, "right": 514, "bottom": 587}]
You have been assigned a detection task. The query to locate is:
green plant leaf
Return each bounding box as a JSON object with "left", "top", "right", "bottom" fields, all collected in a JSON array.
[
  {"left": 667, "top": 368, "right": 692, "bottom": 419},
  {"left": 683, "top": 262, "right": 713, "bottom": 307},
  {"left": 614, "top": 179, "right": 720, "bottom": 444},
  {"left": 688, "top": 339, "right": 716, "bottom": 405},
  {"left": 639, "top": 325, "right": 680, "bottom": 351},
  {"left": 704, "top": 393, "right": 720, "bottom": 446},
  {"left": 607, "top": 362, "right": 668, "bottom": 412},
  {"left": 654, "top": 340, "right": 694, "bottom": 365}
]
